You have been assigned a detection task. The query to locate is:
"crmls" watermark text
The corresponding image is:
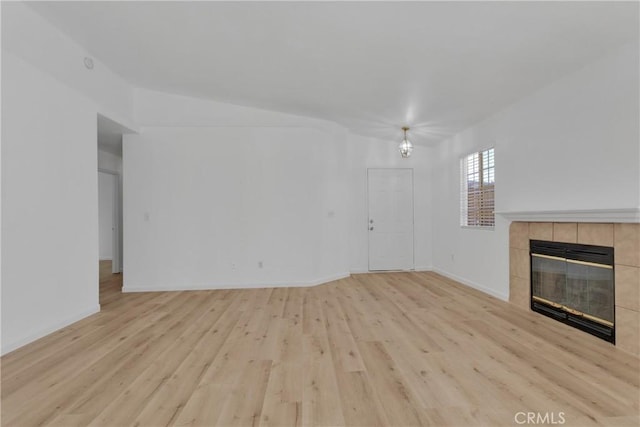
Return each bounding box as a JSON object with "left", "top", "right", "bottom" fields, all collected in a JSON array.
[{"left": 514, "top": 412, "right": 566, "bottom": 425}]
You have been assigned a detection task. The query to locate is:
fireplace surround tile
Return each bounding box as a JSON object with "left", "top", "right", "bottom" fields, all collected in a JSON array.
[
  {"left": 529, "top": 222, "right": 553, "bottom": 241},
  {"left": 614, "top": 223, "right": 640, "bottom": 267},
  {"left": 509, "top": 222, "right": 529, "bottom": 250},
  {"left": 577, "top": 223, "right": 614, "bottom": 247},
  {"left": 509, "top": 275, "right": 529, "bottom": 308},
  {"left": 615, "top": 265, "right": 640, "bottom": 312},
  {"left": 616, "top": 306, "right": 640, "bottom": 355},
  {"left": 552, "top": 222, "right": 577, "bottom": 243},
  {"left": 509, "top": 248, "right": 529, "bottom": 280}
]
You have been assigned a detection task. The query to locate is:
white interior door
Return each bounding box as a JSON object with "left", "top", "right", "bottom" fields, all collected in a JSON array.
[{"left": 368, "top": 168, "right": 414, "bottom": 271}]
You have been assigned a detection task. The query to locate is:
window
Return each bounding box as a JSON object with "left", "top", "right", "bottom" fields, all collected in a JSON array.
[{"left": 460, "top": 147, "right": 495, "bottom": 228}]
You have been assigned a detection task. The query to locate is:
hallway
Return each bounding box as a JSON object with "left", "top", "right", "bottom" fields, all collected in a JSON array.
[{"left": 99, "top": 260, "right": 122, "bottom": 307}]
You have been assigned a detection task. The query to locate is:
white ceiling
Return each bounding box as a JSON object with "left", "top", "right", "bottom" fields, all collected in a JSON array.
[{"left": 29, "top": 1, "right": 638, "bottom": 145}]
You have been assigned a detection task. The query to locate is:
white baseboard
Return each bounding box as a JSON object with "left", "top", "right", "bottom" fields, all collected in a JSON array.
[
  {"left": 123, "top": 272, "right": 352, "bottom": 293},
  {"left": 1, "top": 304, "right": 101, "bottom": 356},
  {"left": 430, "top": 267, "right": 509, "bottom": 301},
  {"left": 350, "top": 266, "right": 432, "bottom": 274},
  {"left": 305, "top": 272, "right": 351, "bottom": 286}
]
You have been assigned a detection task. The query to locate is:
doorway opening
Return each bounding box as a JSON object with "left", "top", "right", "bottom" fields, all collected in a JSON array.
[
  {"left": 98, "top": 170, "right": 122, "bottom": 305},
  {"left": 97, "top": 114, "right": 128, "bottom": 306}
]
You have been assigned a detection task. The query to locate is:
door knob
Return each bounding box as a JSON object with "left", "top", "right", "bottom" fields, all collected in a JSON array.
[{"left": 369, "top": 226, "right": 374, "bottom": 231}]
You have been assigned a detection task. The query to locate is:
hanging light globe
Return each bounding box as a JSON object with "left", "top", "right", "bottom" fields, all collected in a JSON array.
[{"left": 399, "top": 126, "right": 413, "bottom": 158}]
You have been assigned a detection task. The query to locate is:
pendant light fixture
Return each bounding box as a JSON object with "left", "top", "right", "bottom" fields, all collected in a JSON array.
[{"left": 399, "top": 126, "right": 413, "bottom": 158}]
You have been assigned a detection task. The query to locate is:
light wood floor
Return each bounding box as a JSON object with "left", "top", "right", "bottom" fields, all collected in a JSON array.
[
  {"left": 2, "top": 265, "right": 638, "bottom": 426},
  {"left": 99, "top": 260, "right": 123, "bottom": 307}
]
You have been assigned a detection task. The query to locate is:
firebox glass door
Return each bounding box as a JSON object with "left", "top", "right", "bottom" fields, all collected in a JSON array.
[
  {"left": 531, "top": 256, "right": 566, "bottom": 305},
  {"left": 566, "top": 262, "right": 614, "bottom": 324},
  {"left": 530, "top": 239, "right": 615, "bottom": 343},
  {"left": 532, "top": 255, "right": 614, "bottom": 325}
]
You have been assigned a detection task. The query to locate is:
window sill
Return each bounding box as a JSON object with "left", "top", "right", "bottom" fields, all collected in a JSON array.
[{"left": 461, "top": 226, "right": 495, "bottom": 231}]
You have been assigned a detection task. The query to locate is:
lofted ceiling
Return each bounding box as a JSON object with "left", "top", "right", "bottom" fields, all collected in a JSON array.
[{"left": 28, "top": 1, "right": 639, "bottom": 145}]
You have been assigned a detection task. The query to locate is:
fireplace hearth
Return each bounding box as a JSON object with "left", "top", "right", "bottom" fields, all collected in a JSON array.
[{"left": 530, "top": 240, "right": 615, "bottom": 343}]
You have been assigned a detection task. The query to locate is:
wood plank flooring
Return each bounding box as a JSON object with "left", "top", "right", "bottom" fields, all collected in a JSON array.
[{"left": 1, "top": 264, "right": 638, "bottom": 426}]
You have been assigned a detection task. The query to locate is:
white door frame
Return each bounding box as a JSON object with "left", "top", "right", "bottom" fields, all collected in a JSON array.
[
  {"left": 367, "top": 168, "right": 415, "bottom": 271},
  {"left": 98, "top": 169, "right": 121, "bottom": 273}
]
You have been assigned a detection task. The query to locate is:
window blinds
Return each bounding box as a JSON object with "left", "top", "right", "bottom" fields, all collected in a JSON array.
[{"left": 460, "top": 148, "right": 495, "bottom": 227}]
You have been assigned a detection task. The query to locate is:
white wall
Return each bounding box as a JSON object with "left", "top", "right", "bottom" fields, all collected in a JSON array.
[
  {"left": 123, "top": 127, "right": 349, "bottom": 290},
  {"left": 347, "top": 134, "right": 433, "bottom": 273},
  {"left": 497, "top": 42, "right": 639, "bottom": 213},
  {"left": 431, "top": 42, "right": 640, "bottom": 301},
  {"left": 1, "top": 52, "right": 100, "bottom": 353},
  {"left": 1, "top": 3, "right": 135, "bottom": 354},
  {"left": 124, "top": 90, "right": 349, "bottom": 291}
]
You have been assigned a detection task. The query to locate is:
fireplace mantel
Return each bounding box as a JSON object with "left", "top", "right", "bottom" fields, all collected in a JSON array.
[{"left": 498, "top": 208, "right": 640, "bottom": 223}]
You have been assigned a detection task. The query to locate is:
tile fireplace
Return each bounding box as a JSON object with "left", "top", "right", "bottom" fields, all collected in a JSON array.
[{"left": 509, "top": 222, "right": 639, "bottom": 355}]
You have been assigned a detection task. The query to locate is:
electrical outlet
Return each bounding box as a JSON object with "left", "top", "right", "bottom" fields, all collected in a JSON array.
[{"left": 258, "top": 261, "right": 263, "bottom": 268}]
